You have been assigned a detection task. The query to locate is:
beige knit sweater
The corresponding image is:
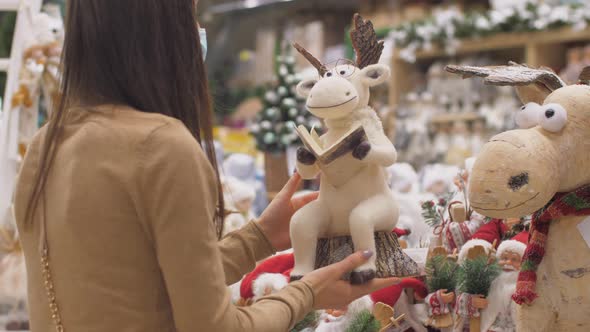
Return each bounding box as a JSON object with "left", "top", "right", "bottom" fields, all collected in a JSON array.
[{"left": 14, "top": 105, "right": 314, "bottom": 332}]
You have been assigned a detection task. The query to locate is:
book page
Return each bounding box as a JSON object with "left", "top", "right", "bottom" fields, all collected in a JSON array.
[{"left": 295, "top": 125, "right": 324, "bottom": 157}]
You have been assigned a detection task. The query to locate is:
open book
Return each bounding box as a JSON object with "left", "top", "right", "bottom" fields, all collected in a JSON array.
[{"left": 295, "top": 124, "right": 368, "bottom": 187}]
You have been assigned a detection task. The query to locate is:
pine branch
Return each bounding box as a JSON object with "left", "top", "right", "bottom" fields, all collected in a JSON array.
[
  {"left": 345, "top": 310, "right": 380, "bottom": 332},
  {"left": 291, "top": 311, "right": 319, "bottom": 332},
  {"left": 456, "top": 256, "right": 501, "bottom": 296},
  {"left": 426, "top": 255, "right": 458, "bottom": 292}
]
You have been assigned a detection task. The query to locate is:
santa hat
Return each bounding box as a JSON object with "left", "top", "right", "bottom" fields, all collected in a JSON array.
[
  {"left": 387, "top": 163, "right": 418, "bottom": 192},
  {"left": 223, "top": 176, "right": 256, "bottom": 203},
  {"left": 240, "top": 253, "right": 294, "bottom": 300},
  {"left": 470, "top": 219, "right": 507, "bottom": 248},
  {"left": 458, "top": 239, "right": 494, "bottom": 263},
  {"left": 370, "top": 278, "right": 428, "bottom": 306},
  {"left": 496, "top": 231, "right": 528, "bottom": 258}
]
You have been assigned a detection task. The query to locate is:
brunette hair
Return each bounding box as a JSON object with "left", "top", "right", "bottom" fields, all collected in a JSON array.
[{"left": 25, "top": 0, "right": 225, "bottom": 237}]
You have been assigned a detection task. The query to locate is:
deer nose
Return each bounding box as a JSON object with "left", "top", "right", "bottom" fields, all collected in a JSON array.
[{"left": 508, "top": 173, "right": 529, "bottom": 191}]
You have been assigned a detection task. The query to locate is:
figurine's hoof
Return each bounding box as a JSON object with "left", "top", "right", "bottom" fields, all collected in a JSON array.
[
  {"left": 289, "top": 275, "right": 303, "bottom": 282},
  {"left": 350, "top": 269, "right": 376, "bottom": 285}
]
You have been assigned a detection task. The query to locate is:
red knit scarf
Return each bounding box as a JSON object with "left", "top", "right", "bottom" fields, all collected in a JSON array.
[{"left": 513, "top": 184, "right": 590, "bottom": 305}]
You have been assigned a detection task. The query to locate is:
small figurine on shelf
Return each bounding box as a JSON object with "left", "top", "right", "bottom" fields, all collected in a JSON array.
[
  {"left": 424, "top": 248, "right": 458, "bottom": 330},
  {"left": 432, "top": 124, "right": 451, "bottom": 162},
  {"left": 290, "top": 14, "right": 418, "bottom": 284},
  {"left": 559, "top": 47, "right": 584, "bottom": 84},
  {"left": 454, "top": 240, "right": 500, "bottom": 332},
  {"left": 445, "top": 121, "right": 472, "bottom": 167},
  {"left": 221, "top": 176, "right": 256, "bottom": 236},
  {"left": 479, "top": 234, "right": 528, "bottom": 332}
]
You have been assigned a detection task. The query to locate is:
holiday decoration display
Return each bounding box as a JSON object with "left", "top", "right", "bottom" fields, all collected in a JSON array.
[
  {"left": 221, "top": 176, "right": 256, "bottom": 236},
  {"left": 389, "top": 2, "right": 590, "bottom": 62},
  {"left": 250, "top": 43, "right": 318, "bottom": 154},
  {"left": 424, "top": 250, "right": 457, "bottom": 328},
  {"left": 289, "top": 14, "right": 418, "bottom": 284},
  {"left": 479, "top": 235, "right": 527, "bottom": 332},
  {"left": 446, "top": 62, "right": 590, "bottom": 331},
  {"left": 455, "top": 244, "right": 500, "bottom": 332}
]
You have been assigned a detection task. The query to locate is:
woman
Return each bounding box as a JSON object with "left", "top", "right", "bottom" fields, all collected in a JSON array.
[{"left": 14, "top": 1, "right": 398, "bottom": 331}]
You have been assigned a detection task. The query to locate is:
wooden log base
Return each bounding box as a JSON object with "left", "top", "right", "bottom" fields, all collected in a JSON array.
[{"left": 314, "top": 231, "right": 420, "bottom": 280}]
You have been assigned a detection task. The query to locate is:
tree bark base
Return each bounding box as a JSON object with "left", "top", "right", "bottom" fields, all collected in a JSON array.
[{"left": 314, "top": 231, "right": 420, "bottom": 279}]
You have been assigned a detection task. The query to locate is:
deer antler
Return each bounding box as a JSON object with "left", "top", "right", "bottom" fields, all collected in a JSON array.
[
  {"left": 350, "top": 13, "right": 384, "bottom": 69},
  {"left": 292, "top": 42, "right": 328, "bottom": 77},
  {"left": 445, "top": 62, "right": 566, "bottom": 92},
  {"left": 578, "top": 66, "right": 590, "bottom": 85}
]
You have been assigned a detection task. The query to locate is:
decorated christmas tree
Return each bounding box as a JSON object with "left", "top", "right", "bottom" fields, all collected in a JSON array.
[{"left": 250, "top": 42, "right": 320, "bottom": 154}]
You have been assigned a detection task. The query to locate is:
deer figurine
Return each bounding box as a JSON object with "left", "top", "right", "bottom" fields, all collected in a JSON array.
[
  {"left": 446, "top": 62, "right": 590, "bottom": 332},
  {"left": 289, "top": 14, "right": 418, "bottom": 284}
]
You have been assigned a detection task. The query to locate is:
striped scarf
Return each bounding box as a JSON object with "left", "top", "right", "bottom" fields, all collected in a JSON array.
[{"left": 513, "top": 184, "right": 590, "bottom": 305}]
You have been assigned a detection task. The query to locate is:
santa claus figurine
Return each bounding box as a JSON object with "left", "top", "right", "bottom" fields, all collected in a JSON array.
[{"left": 478, "top": 233, "right": 527, "bottom": 332}]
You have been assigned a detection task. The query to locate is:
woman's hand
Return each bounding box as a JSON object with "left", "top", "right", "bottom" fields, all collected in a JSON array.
[
  {"left": 302, "top": 250, "right": 400, "bottom": 310},
  {"left": 257, "top": 173, "right": 319, "bottom": 251}
]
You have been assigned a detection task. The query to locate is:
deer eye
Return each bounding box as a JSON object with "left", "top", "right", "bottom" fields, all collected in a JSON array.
[
  {"left": 336, "top": 65, "right": 354, "bottom": 78},
  {"left": 539, "top": 103, "right": 567, "bottom": 133},
  {"left": 515, "top": 102, "right": 541, "bottom": 129}
]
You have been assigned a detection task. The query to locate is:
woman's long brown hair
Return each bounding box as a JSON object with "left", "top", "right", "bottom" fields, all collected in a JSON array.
[{"left": 25, "top": 0, "right": 225, "bottom": 237}]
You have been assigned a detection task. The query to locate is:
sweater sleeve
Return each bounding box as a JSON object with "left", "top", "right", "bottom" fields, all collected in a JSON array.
[
  {"left": 220, "top": 221, "right": 276, "bottom": 284},
  {"left": 137, "top": 122, "right": 314, "bottom": 332}
]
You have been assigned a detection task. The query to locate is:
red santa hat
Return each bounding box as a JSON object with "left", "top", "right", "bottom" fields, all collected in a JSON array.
[
  {"left": 469, "top": 218, "right": 507, "bottom": 248},
  {"left": 496, "top": 231, "right": 528, "bottom": 258},
  {"left": 370, "top": 278, "right": 428, "bottom": 306},
  {"left": 240, "top": 253, "right": 294, "bottom": 300},
  {"left": 458, "top": 239, "right": 494, "bottom": 263}
]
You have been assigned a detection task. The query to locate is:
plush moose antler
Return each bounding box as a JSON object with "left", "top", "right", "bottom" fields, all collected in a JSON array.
[
  {"left": 445, "top": 62, "right": 565, "bottom": 90},
  {"left": 292, "top": 42, "right": 328, "bottom": 77},
  {"left": 445, "top": 62, "right": 566, "bottom": 104},
  {"left": 350, "top": 13, "right": 384, "bottom": 69},
  {"left": 578, "top": 66, "right": 590, "bottom": 85}
]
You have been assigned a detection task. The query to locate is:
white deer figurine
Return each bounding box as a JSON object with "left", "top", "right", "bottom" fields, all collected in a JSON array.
[{"left": 289, "top": 15, "right": 401, "bottom": 284}]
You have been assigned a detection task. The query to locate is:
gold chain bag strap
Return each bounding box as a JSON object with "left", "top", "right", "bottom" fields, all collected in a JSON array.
[{"left": 39, "top": 192, "right": 65, "bottom": 332}]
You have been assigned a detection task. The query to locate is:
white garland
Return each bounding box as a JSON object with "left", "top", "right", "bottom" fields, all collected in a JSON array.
[{"left": 389, "top": 2, "right": 590, "bottom": 63}]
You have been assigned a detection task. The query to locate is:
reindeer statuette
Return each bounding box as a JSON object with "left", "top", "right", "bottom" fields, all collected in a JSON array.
[
  {"left": 289, "top": 14, "right": 418, "bottom": 284},
  {"left": 446, "top": 62, "right": 590, "bottom": 332}
]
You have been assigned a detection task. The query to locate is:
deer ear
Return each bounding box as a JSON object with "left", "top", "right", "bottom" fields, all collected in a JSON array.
[
  {"left": 515, "top": 85, "right": 552, "bottom": 105},
  {"left": 359, "top": 64, "right": 390, "bottom": 87},
  {"left": 296, "top": 79, "right": 317, "bottom": 98}
]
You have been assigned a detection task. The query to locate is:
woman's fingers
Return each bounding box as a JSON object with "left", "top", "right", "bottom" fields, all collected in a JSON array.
[
  {"left": 276, "top": 173, "right": 302, "bottom": 201},
  {"left": 332, "top": 250, "right": 373, "bottom": 275},
  {"left": 350, "top": 277, "right": 401, "bottom": 299}
]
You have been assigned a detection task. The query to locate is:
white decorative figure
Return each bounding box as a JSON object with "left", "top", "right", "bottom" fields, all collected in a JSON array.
[{"left": 289, "top": 15, "right": 415, "bottom": 284}]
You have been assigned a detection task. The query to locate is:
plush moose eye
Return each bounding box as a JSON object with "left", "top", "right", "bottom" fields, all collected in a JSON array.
[
  {"left": 324, "top": 72, "right": 333, "bottom": 78},
  {"left": 538, "top": 103, "right": 567, "bottom": 133},
  {"left": 335, "top": 65, "right": 355, "bottom": 78},
  {"left": 515, "top": 102, "right": 542, "bottom": 129}
]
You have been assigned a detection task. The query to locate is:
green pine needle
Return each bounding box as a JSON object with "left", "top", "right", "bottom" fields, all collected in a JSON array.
[
  {"left": 425, "top": 255, "right": 458, "bottom": 292},
  {"left": 291, "top": 311, "right": 320, "bottom": 332},
  {"left": 345, "top": 310, "right": 380, "bottom": 332},
  {"left": 456, "top": 256, "right": 501, "bottom": 296}
]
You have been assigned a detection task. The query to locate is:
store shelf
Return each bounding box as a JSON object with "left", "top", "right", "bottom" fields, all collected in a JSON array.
[
  {"left": 429, "top": 112, "right": 483, "bottom": 124},
  {"left": 389, "top": 27, "right": 590, "bottom": 109},
  {"left": 403, "top": 27, "right": 590, "bottom": 60}
]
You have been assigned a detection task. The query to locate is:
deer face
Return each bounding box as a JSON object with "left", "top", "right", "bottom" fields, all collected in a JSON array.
[
  {"left": 296, "top": 64, "right": 390, "bottom": 120},
  {"left": 468, "top": 85, "right": 590, "bottom": 218}
]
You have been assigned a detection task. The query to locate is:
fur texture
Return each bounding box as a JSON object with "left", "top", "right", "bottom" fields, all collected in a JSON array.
[{"left": 291, "top": 64, "right": 399, "bottom": 279}]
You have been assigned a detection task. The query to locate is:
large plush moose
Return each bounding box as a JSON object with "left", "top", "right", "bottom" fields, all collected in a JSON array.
[
  {"left": 446, "top": 63, "right": 590, "bottom": 332},
  {"left": 288, "top": 14, "right": 416, "bottom": 285}
]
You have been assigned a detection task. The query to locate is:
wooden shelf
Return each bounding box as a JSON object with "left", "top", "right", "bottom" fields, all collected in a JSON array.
[
  {"left": 429, "top": 112, "right": 483, "bottom": 124},
  {"left": 389, "top": 27, "right": 590, "bottom": 109},
  {"left": 401, "top": 27, "right": 590, "bottom": 61}
]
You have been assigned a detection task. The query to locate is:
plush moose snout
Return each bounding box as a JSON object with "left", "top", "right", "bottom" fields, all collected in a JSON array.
[
  {"left": 300, "top": 76, "right": 359, "bottom": 119},
  {"left": 468, "top": 129, "right": 560, "bottom": 219}
]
